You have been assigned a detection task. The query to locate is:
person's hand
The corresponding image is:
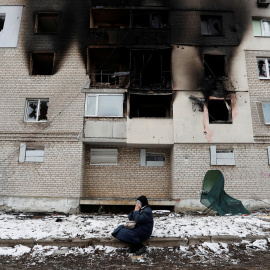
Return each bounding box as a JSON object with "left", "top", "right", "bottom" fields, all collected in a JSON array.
[{"left": 135, "top": 202, "right": 141, "bottom": 211}]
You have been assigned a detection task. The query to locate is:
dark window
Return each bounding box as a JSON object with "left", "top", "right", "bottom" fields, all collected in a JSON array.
[
  {"left": 146, "top": 153, "right": 165, "bottom": 162},
  {"left": 0, "top": 14, "right": 5, "bottom": 32},
  {"left": 208, "top": 99, "right": 232, "bottom": 124},
  {"left": 132, "top": 11, "right": 169, "bottom": 28},
  {"left": 31, "top": 53, "right": 55, "bottom": 75},
  {"left": 130, "top": 94, "right": 172, "bottom": 118},
  {"left": 131, "top": 49, "right": 171, "bottom": 89},
  {"left": 35, "top": 12, "right": 59, "bottom": 33},
  {"left": 204, "top": 55, "right": 226, "bottom": 78},
  {"left": 201, "top": 15, "right": 223, "bottom": 35}
]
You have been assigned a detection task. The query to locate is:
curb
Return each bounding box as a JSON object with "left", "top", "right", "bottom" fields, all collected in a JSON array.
[{"left": 0, "top": 235, "right": 269, "bottom": 248}]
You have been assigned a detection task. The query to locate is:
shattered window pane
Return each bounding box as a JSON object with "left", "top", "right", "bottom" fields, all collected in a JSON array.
[
  {"left": 25, "top": 101, "right": 38, "bottom": 121},
  {"left": 257, "top": 58, "right": 270, "bottom": 78},
  {"left": 208, "top": 99, "right": 232, "bottom": 124},
  {"left": 25, "top": 99, "right": 49, "bottom": 122},
  {"left": 0, "top": 14, "right": 5, "bottom": 32}
]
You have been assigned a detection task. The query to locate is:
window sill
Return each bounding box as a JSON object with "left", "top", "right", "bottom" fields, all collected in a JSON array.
[{"left": 259, "top": 77, "right": 270, "bottom": 80}]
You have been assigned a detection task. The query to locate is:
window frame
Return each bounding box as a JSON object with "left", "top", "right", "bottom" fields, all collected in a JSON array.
[
  {"left": 210, "top": 146, "right": 235, "bottom": 166},
  {"left": 19, "top": 143, "right": 45, "bottom": 163},
  {"left": 90, "top": 148, "right": 118, "bottom": 166},
  {"left": 140, "top": 149, "right": 165, "bottom": 167},
  {"left": 257, "top": 58, "right": 270, "bottom": 79},
  {"left": 85, "top": 93, "right": 124, "bottom": 117},
  {"left": 24, "top": 98, "right": 49, "bottom": 122},
  {"left": 262, "top": 102, "right": 270, "bottom": 124},
  {"left": 252, "top": 18, "right": 270, "bottom": 37}
]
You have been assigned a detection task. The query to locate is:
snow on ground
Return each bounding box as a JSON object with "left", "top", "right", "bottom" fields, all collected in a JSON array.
[{"left": 0, "top": 211, "right": 269, "bottom": 240}]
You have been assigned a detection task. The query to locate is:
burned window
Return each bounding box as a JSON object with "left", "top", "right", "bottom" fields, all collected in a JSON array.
[
  {"left": 204, "top": 55, "right": 226, "bottom": 78},
  {"left": 90, "top": 9, "right": 130, "bottom": 28},
  {"left": 0, "top": 14, "right": 5, "bottom": 32},
  {"left": 31, "top": 52, "right": 55, "bottom": 75},
  {"left": 201, "top": 16, "right": 223, "bottom": 36},
  {"left": 208, "top": 99, "right": 232, "bottom": 124},
  {"left": 24, "top": 99, "right": 49, "bottom": 122},
  {"left": 35, "top": 12, "right": 59, "bottom": 33},
  {"left": 130, "top": 93, "right": 172, "bottom": 118},
  {"left": 257, "top": 58, "right": 270, "bottom": 78},
  {"left": 88, "top": 48, "right": 129, "bottom": 88},
  {"left": 132, "top": 11, "right": 169, "bottom": 29},
  {"left": 130, "top": 49, "right": 171, "bottom": 89}
]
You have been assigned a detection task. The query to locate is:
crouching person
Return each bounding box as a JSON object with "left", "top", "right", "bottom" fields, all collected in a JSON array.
[{"left": 112, "top": 195, "right": 154, "bottom": 255}]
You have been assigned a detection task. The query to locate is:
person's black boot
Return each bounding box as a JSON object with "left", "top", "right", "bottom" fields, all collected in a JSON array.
[{"left": 135, "top": 244, "right": 146, "bottom": 255}]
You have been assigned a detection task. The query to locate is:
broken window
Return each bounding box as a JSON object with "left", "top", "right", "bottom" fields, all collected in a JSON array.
[
  {"left": 208, "top": 99, "right": 232, "bottom": 124},
  {"left": 0, "top": 14, "right": 5, "bottom": 32},
  {"left": 252, "top": 18, "right": 270, "bottom": 37},
  {"left": 210, "top": 146, "right": 235, "bottom": 165},
  {"left": 30, "top": 52, "right": 55, "bottom": 75},
  {"left": 85, "top": 94, "right": 123, "bottom": 117},
  {"left": 90, "top": 149, "right": 118, "bottom": 165},
  {"left": 90, "top": 9, "right": 130, "bottom": 28},
  {"left": 257, "top": 58, "right": 270, "bottom": 78},
  {"left": 140, "top": 149, "right": 165, "bottom": 167},
  {"left": 204, "top": 55, "right": 226, "bottom": 78},
  {"left": 130, "top": 93, "right": 172, "bottom": 118},
  {"left": 132, "top": 11, "right": 169, "bottom": 28},
  {"left": 35, "top": 12, "right": 59, "bottom": 33},
  {"left": 130, "top": 49, "right": 171, "bottom": 89},
  {"left": 19, "top": 143, "right": 45, "bottom": 163},
  {"left": 88, "top": 48, "right": 129, "bottom": 88},
  {"left": 262, "top": 102, "right": 270, "bottom": 124},
  {"left": 201, "top": 15, "right": 223, "bottom": 35},
  {"left": 25, "top": 99, "right": 49, "bottom": 122}
]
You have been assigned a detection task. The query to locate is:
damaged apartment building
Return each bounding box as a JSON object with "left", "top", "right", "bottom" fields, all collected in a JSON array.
[{"left": 0, "top": 0, "right": 269, "bottom": 213}]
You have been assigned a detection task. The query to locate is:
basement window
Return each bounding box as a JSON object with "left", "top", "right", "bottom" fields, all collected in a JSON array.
[
  {"left": 204, "top": 55, "right": 226, "bottom": 78},
  {"left": 252, "top": 18, "right": 270, "bottom": 37},
  {"left": 90, "top": 149, "right": 118, "bottom": 165},
  {"left": 210, "top": 146, "right": 235, "bottom": 165},
  {"left": 130, "top": 49, "right": 171, "bottom": 89},
  {"left": 130, "top": 93, "right": 172, "bottom": 118},
  {"left": 0, "top": 14, "right": 5, "bottom": 32},
  {"left": 30, "top": 52, "right": 55, "bottom": 75},
  {"left": 24, "top": 99, "right": 49, "bottom": 122},
  {"left": 85, "top": 94, "right": 123, "bottom": 117},
  {"left": 201, "top": 15, "right": 223, "bottom": 35},
  {"left": 208, "top": 99, "right": 232, "bottom": 124},
  {"left": 35, "top": 12, "right": 59, "bottom": 33},
  {"left": 140, "top": 149, "right": 165, "bottom": 167},
  {"left": 19, "top": 143, "right": 45, "bottom": 163},
  {"left": 132, "top": 11, "right": 169, "bottom": 28},
  {"left": 257, "top": 58, "right": 270, "bottom": 78}
]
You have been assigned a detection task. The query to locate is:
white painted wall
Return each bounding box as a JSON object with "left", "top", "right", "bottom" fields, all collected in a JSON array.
[{"left": 0, "top": 6, "right": 23, "bottom": 48}]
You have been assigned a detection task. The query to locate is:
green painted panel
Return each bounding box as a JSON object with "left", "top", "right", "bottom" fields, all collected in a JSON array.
[{"left": 252, "top": 19, "right": 262, "bottom": 36}]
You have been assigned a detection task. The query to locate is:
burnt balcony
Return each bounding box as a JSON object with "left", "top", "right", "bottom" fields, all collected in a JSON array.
[{"left": 91, "top": 0, "right": 170, "bottom": 7}]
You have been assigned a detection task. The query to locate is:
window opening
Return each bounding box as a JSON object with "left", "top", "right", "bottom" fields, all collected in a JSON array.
[
  {"left": 25, "top": 99, "right": 49, "bottom": 122},
  {"left": 204, "top": 55, "right": 226, "bottom": 78},
  {"left": 140, "top": 149, "right": 165, "bottom": 167},
  {"left": 91, "top": 9, "right": 130, "bottom": 28},
  {"left": 0, "top": 14, "right": 5, "bottom": 32},
  {"left": 85, "top": 94, "right": 123, "bottom": 117},
  {"left": 208, "top": 99, "right": 232, "bottom": 124},
  {"left": 210, "top": 146, "right": 235, "bottom": 165},
  {"left": 132, "top": 11, "right": 169, "bottom": 28},
  {"left": 31, "top": 53, "right": 55, "bottom": 75},
  {"left": 257, "top": 58, "right": 270, "bottom": 78},
  {"left": 131, "top": 49, "right": 171, "bottom": 89},
  {"left": 201, "top": 15, "right": 223, "bottom": 35},
  {"left": 19, "top": 143, "right": 45, "bottom": 163},
  {"left": 35, "top": 12, "right": 59, "bottom": 33},
  {"left": 130, "top": 93, "right": 172, "bottom": 118},
  {"left": 88, "top": 48, "right": 129, "bottom": 88}
]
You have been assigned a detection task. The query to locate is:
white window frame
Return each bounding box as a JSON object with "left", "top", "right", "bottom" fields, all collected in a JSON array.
[
  {"left": 19, "top": 143, "right": 44, "bottom": 163},
  {"left": 210, "top": 146, "right": 235, "bottom": 166},
  {"left": 140, "top": 149, "right": 165, "bottom": 167},
  {"left": 90, "top": 149, "right": 118, "bottom": 165},
  {"left": 24, "top": 98, "right": 49, "bottom": 122},
  {"left": 261, "top": 19, "right": 270, "bottom": 37},
  {"left": 257, "top": 58, "right": 270, "bottom": 79},
  {"left": 85, "top": 94, "right": 124, "bottom": 117},
  {"left": 262, "top": 102, "right": 270, "bottom": 124}
]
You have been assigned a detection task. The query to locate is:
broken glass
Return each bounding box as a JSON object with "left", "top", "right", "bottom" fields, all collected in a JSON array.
[
  {"left": 26, "top": 101, "right": 38, "bottom": 121},
  {"left": 0, "top": 14, "right": 5, "bottom": 32},
  {"left": 38, "top": 100, "right": 49, "bottom": 121}
]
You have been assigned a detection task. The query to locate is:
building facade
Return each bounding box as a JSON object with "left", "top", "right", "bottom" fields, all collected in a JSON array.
[{"left": 0, "top": 0, "right": 269, "bottom": 213}]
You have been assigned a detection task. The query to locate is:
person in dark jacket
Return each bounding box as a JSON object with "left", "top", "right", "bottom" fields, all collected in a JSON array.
[{"left": 111, "top": 195, "right": 154, "bottom": 255}]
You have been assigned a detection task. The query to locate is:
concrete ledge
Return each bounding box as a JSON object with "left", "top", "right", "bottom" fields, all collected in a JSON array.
[{"left": 1, "top": 235, "right": 268, "bottom": 249}]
